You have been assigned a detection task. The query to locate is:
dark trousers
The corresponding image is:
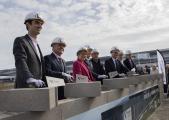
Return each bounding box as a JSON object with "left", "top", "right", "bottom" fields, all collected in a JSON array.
[{"left": 58, "top": 86, "right": 66, "bottom": 100}]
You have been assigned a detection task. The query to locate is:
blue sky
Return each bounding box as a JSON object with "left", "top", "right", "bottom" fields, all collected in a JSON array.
[{"left": 0, "top": 0, "right": 169, "bottom": 69}]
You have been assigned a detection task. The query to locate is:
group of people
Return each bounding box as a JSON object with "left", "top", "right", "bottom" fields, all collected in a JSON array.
[
  {"left": 13, "top": 12, "right": 137, "bottom": 100},
  {"left": 72, "top": 46, "right": 137, "bottom": 83}
]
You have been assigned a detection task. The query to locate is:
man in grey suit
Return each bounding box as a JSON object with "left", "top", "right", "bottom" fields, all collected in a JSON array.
[
  {"left": 13, "top": 12, "right": 47, "bottom": 88},
  {"left": 44, "top": 37, "right": 73, "bottom": 100}
]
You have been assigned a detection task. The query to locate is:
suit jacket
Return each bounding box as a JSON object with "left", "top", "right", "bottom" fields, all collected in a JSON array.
[
  {"left": 104, "top": 58, "right": 121, "bottom": 78},
  {"left": 90, "top": 58, "right": 105, "bottom": 84},
  {"left": 73, "top": 59, "right": 95, "bottom": 82},
  {"left": 84, "top": 59, "right": 99, "bottom": 79},
  {"left": 116, "top": 60, "right": 129, "bottom": 74},
  {"left": 44, "top": 53, "right": 68, "bottom": 100},
  {"left": 13, "top": 34, "right": 46, "bottom": 88},
  {"left": 123, "top": 58, "right": 136, "bottom": 71},
  {"left": 90, "top": 59, "right": 105, "bottom": 75},
  {"left": 44, "top": 53, "right": 68, "bottom": 81}
]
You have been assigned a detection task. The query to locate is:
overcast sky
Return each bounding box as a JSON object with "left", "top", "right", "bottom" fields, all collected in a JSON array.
[{"left": 0, "top": 0, "right": 169, "bottom": 70}]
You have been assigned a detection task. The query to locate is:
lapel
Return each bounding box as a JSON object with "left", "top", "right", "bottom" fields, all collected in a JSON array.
[
  {"left": 51, "top": 53, "right": 64, "bottom": 72},
  {"left": 129, "top": 59, "right": 134, "bottom": 68},
  {"left": 25, "top": 34, "right": 41, "bottom": 63},
  {"left": 79, "top": 60, "right": 89, "bottom": 74},
  {"left": 116, "top": 60, "right": 121, "bottom": 71},
  {"left": 111, "top": 58, "right": 117, "bottom": 70},
  {"left": 37, "top": 44, "right": 43, "bottom": 62},
  {"left": 131, "top": 59, "right": 135, "bottom": 68}
]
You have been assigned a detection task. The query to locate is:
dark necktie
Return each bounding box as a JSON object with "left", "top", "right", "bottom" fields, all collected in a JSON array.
[
  {"left": 115, "top": 60, "right": 119, "bottom": 71},
  {"left": 58, "top": 57, "right": 64, "bottom": 71},
  {"left": 130, "top": 60, "right": 133, "bottom": 68}
]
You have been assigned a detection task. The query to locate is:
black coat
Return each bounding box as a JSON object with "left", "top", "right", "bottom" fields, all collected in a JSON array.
[
  {"left": 116, "top": 60, "right": 129, "bottom": 74},
  {"left": 44, "top": 53, "right": 67, "bottom": 80},
  {"left": 13, "top": 34, "right": 46, "bottom": 88},
  {"left": 44, "top": 53, "right": 68, "bottom": 100},
  {"left": 104, "top": 58, "right": 121, "bottom": 78},
  {"left": 123, "top": 58, "right": 136, "bottom": 71},
  {"left": 90, "top": 59, "right": 105, "bottom": 83},
  {"left": 90, "top": 59, "right": 105, "bottom": 75}
]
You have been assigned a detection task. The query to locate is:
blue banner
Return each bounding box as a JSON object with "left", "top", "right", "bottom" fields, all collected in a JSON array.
[{"left": 102, "top": 85, "right": 160, "bottom": 120}]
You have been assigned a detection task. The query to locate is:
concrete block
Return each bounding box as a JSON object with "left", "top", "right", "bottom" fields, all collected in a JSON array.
[
  {"left": 130, "top": 75, "right": 149, "bottom": 83},
  {"left": 0, "top": 88, "right": 56, "bottom": 112},
  {"left": 54, "top": 87, "right": 58, "bottom": 100},
  {"left": 150, "top": 79, "right": 156, "bottom": 86},
  {"left": 107, "top": 88, "right": 129, "bottom": 102},
  {"left": 64, "top": 82, "right": 101, "bottom": 98},
  {"left": 140, "top": 82, "right": 147, "bottom": 89},
  {"left": 0, "top": 82, "right": 14, "bottom": 90},
  {"left": 0, "top": 107, "right": 62, "bottom": 120},
  {"left": 145, "top": 81, "right": 153, "bottom": 88},
  {"left": 59, "top": 98, "right": 90, "bottom": 119},
  {"left": 136, "top": 83, "right": 145, "bottom": 91},
  {"left": 60, "top": 91, "right": 108, "bottom": 119},
  {"left": 127, "top": 77, "right": 141, "bottom": 85},
  {"left": 129, "top": 82, "right": 150, "bottom": 94},
  {"left": 103, "top": 78, "right": 129, "bottom": 90},
  {"left": 129, "top": 85, "right": 136, "bottom": 94},
  {"left": 88, "top": 91, "right": 108, "bottom": 109}
]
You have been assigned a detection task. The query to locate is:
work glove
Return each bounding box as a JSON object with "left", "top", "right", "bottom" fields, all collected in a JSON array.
[
  {"left": 119, "top": 73, "right": 126, "bottom": 77},
  {"left": 98, "top": 75, "right": 108, "bottom": 79},
  {"left": 62, "top": 72, "right": 74, "bottom": 82},
  {"left": 27, "top": 78, "right": 46, "bottom": 88},
  {"left": 131, "top": 68, "right": 136, "bottom": 72}
]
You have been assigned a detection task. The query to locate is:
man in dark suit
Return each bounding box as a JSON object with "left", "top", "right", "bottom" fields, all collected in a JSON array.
[
  {"left": 84, "top": 46, "right": 107, "bottom": 82},
  {"left": 44, "top": 37, "right": 73, "bottom": 100},
  {"left": 90, "top": 49, "right": 107, "bottom": 84},
  {"left": 123, "top": 50, "right": 137, "bottom": 72},
  {"left": 13, "top": 12, "right": 47, "bottom": 88},
  {"left": 105, "top": 47, "right": 123, "bottom": 78},
  {"left": 117, "top": 50, "right": 129, "bottom": 74}
]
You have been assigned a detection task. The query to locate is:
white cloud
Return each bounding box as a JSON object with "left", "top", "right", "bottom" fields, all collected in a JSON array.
[
  {"left": 61, "top": 0, "right": 72, "bottom": 6},
  {"left": 0, "top": 0, "right": 169, "bottom": 69},
  {"left": 0, "top": 4, "right": 4, "bottom": 9},
  {"left": 11, "top": 0, "right": 39, "bottom": 9}
]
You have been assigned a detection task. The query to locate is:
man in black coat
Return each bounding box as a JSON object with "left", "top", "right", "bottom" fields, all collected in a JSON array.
[
  {"left": 44, "top": 37, "right": 73, "bottom": 100},
  {"left": 105, "top": 47, "right": 124, "bottom": 78},
  {"left": 90, "top": 49, "right": 107, "bottom": 84},
  {"left": 13, "top": 12, "right": 47, "bottom": 88},
  {"left": 123, "top": 50, "right": 137, "bottom": 72},
  {"left": 117, "top": 50, "right": 129, "bottom": 74},
  {"left": 84, "top": 46, "right": 107, "bottom": 82}
]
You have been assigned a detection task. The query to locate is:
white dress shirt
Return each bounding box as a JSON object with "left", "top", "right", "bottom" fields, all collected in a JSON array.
[{"left": 28, "top": 35, "right": 41, "bottom": 61}]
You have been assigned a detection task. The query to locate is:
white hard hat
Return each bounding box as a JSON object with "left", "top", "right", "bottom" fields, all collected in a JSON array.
[
  {"left": 84, "top": 45, "right": 92, "bottom": 50},
  {"left": 51, "top": 37, "right": 66, "bottom": 47},
  {"left": 91, "top": 49, "right": 99, "bottom": 54},
  {"left": 78, "top": 47, "right": 88, "bottom": 52},
  {"left": 125, "top": 50, "right": 132, "bottom": 55},
  {"left": 24, "top": 12, "right": 44, "bottom": 24},
  {"left": 110, "top": 47, "right": 119, "bottom": 53},
  {"left": 77, "top": 47, "right": 88, "bottom": 55},
  {"left": 118, "top": 50, "right": 124, "bottom": 54}
]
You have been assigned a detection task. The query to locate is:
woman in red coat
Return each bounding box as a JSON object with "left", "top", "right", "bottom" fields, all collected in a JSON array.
[{"left": 73, "top": 47, "right": 95, "bottom": 82}]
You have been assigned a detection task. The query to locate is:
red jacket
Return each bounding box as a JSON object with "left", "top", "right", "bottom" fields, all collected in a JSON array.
[{"left": 73, "top": 59, "right": 95, "bottom": 82}]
